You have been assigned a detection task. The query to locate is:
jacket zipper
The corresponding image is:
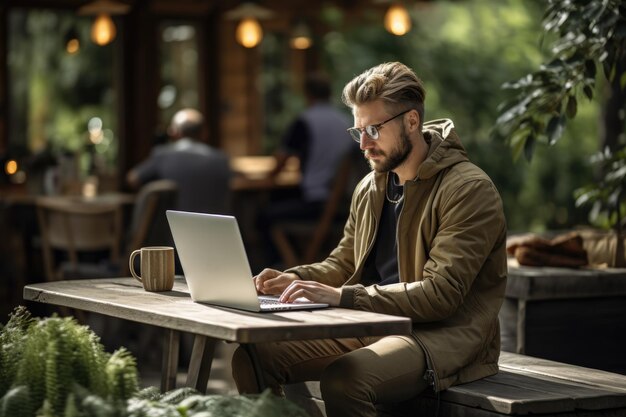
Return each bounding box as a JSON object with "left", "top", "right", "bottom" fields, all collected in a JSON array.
[
  {"left": 358, "top": 198, "right": 380, "bottom": 273},
  {"left": 397, "top": 182, "right": 440, "bottom": 392},
  {"left": 413, "top": 334, "right": 440, "bottom": 391},
  {"left": 395, "top": 185, "right": 405, "bottom": 283}
]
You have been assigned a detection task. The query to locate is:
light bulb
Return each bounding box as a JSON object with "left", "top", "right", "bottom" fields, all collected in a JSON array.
[
  {"left": 290, "top": 36, "right": 312, "bottom": 50},
  {"left": 384, "top": 4, "right": 411, "bottom": 36},
  {"left": 290, "top": 21, "right": 313, "bottom": 50},
  {"left": 236, "top": 17, "right": 263, "bottom": 48},
  {"left": 66, "top": 38, "right": 80, "bottom": 54},
  {"left": 5, "top": 160, "right": 18, "bottom": 175},
  {"left": 91, "top": 13, "right": 116, "bottom": 46}
]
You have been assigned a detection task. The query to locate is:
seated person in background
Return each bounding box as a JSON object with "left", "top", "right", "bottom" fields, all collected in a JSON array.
[
  {"left": 127, "top": 108, "right": 232, "bottom": 214},
  {"left": 259, "top": 73, "right": 353, "bottom": 265},
  {"left": 233, "top": 62, "right": 508, "bottom": 417}
]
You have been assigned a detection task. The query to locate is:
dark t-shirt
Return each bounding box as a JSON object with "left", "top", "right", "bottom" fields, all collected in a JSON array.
[{"left": 361, "top": 173, "right": 404, "bottom": 286}]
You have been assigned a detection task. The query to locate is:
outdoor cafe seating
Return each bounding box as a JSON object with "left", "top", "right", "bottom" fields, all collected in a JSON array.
[{"left": 36, "top": 194, "right": 124, "bottom": 282}]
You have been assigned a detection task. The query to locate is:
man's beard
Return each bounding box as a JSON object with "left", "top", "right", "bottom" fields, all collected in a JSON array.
[{"left": 365, "top": 128, "right": 413, "bottom": 173}]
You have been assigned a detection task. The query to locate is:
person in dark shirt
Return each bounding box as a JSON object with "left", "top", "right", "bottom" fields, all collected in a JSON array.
[
  {"left": 127, "top": 109, "right": 232, "bottom": 214},
  {"left": 260, "top": 74, "right": 352, "bottom": 266}
]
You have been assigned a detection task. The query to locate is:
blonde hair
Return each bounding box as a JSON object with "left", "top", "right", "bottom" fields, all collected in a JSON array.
[{"left": 342, "top": 62, "right": 426, "bottom": 127}]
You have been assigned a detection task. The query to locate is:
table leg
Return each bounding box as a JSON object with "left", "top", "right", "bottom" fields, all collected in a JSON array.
[
  {"left": 516, "top": 299, "right": 526, "bottom": 354},
  {"left": 161, "top": 329, "right": 180, "bottom": 392},
  {"left": 185, "top": 335, "right": 218, "bottom": 393},
  {"left": 242, "top": 343, "right": 268, "bottom": 392}
]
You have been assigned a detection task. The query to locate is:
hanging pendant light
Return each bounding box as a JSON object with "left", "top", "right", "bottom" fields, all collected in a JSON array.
[
  {"left": 290, "top": 20, "right": 313, "bottom": 50},
  {"left": 91, "top": 14, "right": 116, "bottom": 45},
  {"left": 78, "top": 0, "right": 130, "bottom": 46},
  {"left": 64, "top": 27, "right": 81, "bottom": 54},
  {"left": 225, "top": 2, "right": 274, "bottom": 48},
  {"left": 384, "top": 3, "right": 411, "bottom": 36},
  {"left": 236, "top": 17, "right": 263, "bottom": 48}
]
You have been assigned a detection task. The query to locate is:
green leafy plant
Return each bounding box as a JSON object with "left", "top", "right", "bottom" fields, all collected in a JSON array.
[
  {"left": 494, "top": 0, "right": 626, "bottom": 232},
  {"left": 574, "top": 146, "right": 626, "bottom": 229},
  {"left": 0, "top": 306, "right": 35, "bottom": 398},
  {"left": 0, "top": 307, "right": 138, "bottom": 417},
  {"left": 1, "top": 307, "right": 311, "bottom": 417},
  {"left": 127, "top": 387, "right": 311, "bottom": 417}
]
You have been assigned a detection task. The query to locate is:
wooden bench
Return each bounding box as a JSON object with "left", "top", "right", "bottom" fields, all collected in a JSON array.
[{"left": 284, "top": 351, "right": 626, "bottom": 417}]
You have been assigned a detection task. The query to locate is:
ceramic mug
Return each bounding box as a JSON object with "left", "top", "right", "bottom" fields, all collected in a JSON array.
[{"left": 129, "top": 246, "right": 175, "bottom": 292}]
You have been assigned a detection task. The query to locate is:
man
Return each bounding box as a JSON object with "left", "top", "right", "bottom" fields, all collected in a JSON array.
[
  {"left": 127, "top": 109, "right": 232, "bottom": 214},
  {"left": 232, "top": 62, "right": 507, "bottom": 417},
  {"left": 259, "top": 73, "right": 353, "bottom": 266},
  {"left": 270, "top": 73, "right": 352, "bottom": 204}
]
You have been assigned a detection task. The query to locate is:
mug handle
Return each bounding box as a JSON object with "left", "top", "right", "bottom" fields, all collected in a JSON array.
[{"left": 129, "top": 249, "right": 142, "bottom": 283}]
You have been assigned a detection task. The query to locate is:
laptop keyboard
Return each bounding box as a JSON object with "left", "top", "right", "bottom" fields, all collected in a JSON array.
[
  {"left": 258, "top": 295, "right": 327, "bottom": 311},
  {"left": 260, "top": 297, "right": 282, "bottom": 305}
]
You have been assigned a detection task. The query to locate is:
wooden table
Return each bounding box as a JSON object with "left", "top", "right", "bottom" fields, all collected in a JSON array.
[
  {"left": 23, "top": 277, "right": 412, "bottom": 393},
  {"left": 230, "top": 155, "right": 300, "bottom": 191},
  {"left": 500, "top": 259, "right": 626, "bottom": 374},
  {"left": 228, "top": 156, "right": 301, "bottom": 271}
]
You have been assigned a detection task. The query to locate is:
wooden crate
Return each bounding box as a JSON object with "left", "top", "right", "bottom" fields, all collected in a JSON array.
[{"left": 501, "top": 262, "right": 626, "bottom": 374}]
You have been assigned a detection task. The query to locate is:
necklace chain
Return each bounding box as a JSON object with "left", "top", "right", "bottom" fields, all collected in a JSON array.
[
  {"left": 386, "top": 189, "right": 404, "bottom": 204},
  {"left": 386, "top": 173, "right": 404, "bottom": 204}
]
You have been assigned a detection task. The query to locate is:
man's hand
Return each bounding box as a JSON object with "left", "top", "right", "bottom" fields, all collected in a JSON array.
[
  {"left": 279, "top": 280, "right": 341, "bottom": 307},
  {"left": 254, "top": 268, "right": 300, "bottom": 295}
]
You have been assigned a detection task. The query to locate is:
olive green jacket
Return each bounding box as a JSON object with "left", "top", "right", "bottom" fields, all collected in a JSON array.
[{"left": 287, "top": 119, "right": 508, "bottom": 391}]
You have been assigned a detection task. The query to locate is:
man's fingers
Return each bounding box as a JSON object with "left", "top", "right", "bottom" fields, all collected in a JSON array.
[{"left": 280, "top": 281, "right": 317, "bottom": 301}]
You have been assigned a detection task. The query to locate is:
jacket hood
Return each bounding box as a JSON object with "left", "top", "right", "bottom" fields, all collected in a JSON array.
[{"left": 416, "top": 118, "right": 468, "bottom": 180}]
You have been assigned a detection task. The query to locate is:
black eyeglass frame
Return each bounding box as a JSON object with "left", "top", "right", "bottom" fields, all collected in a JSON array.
[{"left": 347, "top": 108, "right": 412, "bottom": 142}]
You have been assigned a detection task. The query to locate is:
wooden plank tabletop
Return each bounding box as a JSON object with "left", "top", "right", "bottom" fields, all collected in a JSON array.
[{"left": 23, "top": 277, "right": 412, "bottom": 344}]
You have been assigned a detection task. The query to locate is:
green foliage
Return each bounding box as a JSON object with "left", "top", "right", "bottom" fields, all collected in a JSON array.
[
  {"left": 125, "top": 388, "right": 312, "bottom": 417},
  {"left": 7, "top": 9, "right": 117, "bottom": 171},
  {"left": 171, "top": 390, "right": 310, "bottom": 417},
  {"left": 0, "top": 307, "right": 139, "bottom": 417},
  {"left": 0, "top": 386, "right": 34, "bottom": 417},
  {"left": 0, "top": 308, "right": 311, "bottom": 417},
  {"left": 575, "top": 146, "right": 626, "bottom": 228},
  {"left": 494, "top": 0, "right": 626, "bottom": 231},
  {"left": 0, "top": 306, "right": 35, "bottom": 397},
  {"left": 494, "top": 0, "right": 623, "bottom": 157},
  {"left": 106, "top": 349, "right": 139, "bottom": 402}
]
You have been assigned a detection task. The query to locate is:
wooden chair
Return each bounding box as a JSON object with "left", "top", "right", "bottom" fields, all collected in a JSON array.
[
  {"left": 36, "top": 196, "right": 123, "bottom": 282},
  {"left": 270, "top": 149, "right": 368, "bottom": 267},
  {"left": 95, "top": 180, "right": 178, "bottom": 359},
  {"left": 123, "top": 180, "right": 178, "bottom": 274}
]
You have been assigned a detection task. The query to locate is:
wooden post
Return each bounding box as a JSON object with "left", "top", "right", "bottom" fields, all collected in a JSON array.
[{"left": 0, "top": 3, "right": 7, "bottom": 155}]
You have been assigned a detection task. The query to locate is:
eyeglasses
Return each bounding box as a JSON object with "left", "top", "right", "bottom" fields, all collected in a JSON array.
[{"left": 347, "top": 109, "right": 412, "bottom": 142}]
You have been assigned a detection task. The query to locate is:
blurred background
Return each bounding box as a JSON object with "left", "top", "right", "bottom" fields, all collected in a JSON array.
[{"left": 1, "top": 0, "right": 624, "bottom": 392}]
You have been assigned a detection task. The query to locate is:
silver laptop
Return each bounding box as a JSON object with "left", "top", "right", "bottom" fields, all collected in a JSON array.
[{"left": 166, "top": 210, "right": 329, "bottom": 312}]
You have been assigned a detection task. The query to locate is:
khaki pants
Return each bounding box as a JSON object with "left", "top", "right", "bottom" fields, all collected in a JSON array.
[{"left": 231, "top": 335, "right": 429, "bottom": 417}]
